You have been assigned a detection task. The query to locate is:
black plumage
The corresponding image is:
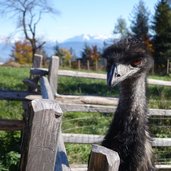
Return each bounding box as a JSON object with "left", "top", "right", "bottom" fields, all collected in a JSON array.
[{"left": 102, "top": 38, "right": 155, "bottom": 171}]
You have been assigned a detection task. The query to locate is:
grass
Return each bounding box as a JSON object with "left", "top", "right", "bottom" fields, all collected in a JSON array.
[
  {"left": 0, "top": 66, "right": 171, "bottom": 166},
  {"left": 0, "top": 66, "right": 29, "bottom": 90}
]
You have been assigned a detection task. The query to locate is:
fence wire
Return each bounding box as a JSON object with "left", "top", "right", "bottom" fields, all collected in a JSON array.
[{"left": 63, "top": 112, "right": 171, "bottom": 165}]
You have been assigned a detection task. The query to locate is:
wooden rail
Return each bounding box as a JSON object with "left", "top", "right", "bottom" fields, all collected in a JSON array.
[
  {"left": 63, "top": 133, "right": 171, "bottom": 147},
  {"left": 0, "top": 54, "right": 171, "bottom": 171},
  {"left": 30, "top": 68, "right": 171, "bottom": 87}
]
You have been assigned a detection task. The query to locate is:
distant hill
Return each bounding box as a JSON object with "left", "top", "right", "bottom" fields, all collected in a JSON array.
[
  {"left": 0, "top": 34, "right": 114, "bottom": 63},
  {"left": 45, "top": 34, "right": 114, "bottom": 58}
]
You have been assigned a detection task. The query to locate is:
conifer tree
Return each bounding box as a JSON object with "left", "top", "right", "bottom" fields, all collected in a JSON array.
[
  {"left": 152, "top": 0, "right": 171, "bottom": 73},
  {"left": 130, "top": 0, "right": 150, "bottom": 40},
  {"left": 113, "top": 17, "right": 129, "bottom": 38}
]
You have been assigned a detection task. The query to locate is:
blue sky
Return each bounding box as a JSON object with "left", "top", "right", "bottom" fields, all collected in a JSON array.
[{"left": 0, "top": 0, "right": 159, "bottom": 42}]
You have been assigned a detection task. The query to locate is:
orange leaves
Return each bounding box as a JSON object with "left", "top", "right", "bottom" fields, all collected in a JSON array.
[{"left": 11, "top": 40, "right": 33, "bottom": 64}]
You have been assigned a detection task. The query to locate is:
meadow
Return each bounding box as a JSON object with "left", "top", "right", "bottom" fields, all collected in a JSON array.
[{"left": 0, "top": 66, "right": 171, "bottom": 169}]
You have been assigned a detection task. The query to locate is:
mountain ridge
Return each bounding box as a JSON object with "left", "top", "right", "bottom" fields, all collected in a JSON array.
[{"left": 0, "top": 34, "right": 114, "bottom": 63}]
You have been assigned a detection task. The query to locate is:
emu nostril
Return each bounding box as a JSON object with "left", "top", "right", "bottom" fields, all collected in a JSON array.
[{"left": 116, "top": 74, "right": 121, "bottom": 77}]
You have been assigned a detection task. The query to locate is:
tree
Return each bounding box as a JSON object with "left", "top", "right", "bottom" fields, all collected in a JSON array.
[
  {"left": 152, "top": 0, "right": 171, "bottom": 73},
  {"left": 91, "top": 45, "right": 101, "bottom": 70},
  {"left": 82, "top": 44, "right": 92, "bottom": 70},
  {"left": 54, "top": 46, "right": 72, "bottom": 67},
  {"left": 81, "top": 44, "right": 101, "bottom": 70},
  {"left": 11, "top": 40, "right": 32, "bottom": 64},
  {"left": 0, "top": 0, "right": 58, "bottom": 62},
  {"left": 113, "top": 17, "right": 129, "bottom": 38},
  {"left": 130, "top": 0, "right": 150, "bottom": 40}
]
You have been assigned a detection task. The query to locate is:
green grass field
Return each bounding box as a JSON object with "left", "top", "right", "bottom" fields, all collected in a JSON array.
[{"left": 0, "top": 66, "right": 171, "bottom": 168}]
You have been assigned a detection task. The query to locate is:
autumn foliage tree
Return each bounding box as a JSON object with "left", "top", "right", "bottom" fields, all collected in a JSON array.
[
  {"left": 11, "top": 41, "right": 33, "bottom": 64},
  {"left": 54, "top": 45, "right": 72, "bottom": 67},
  {"left": 82, "top": 44, "right": 101, "bottom": 70}
]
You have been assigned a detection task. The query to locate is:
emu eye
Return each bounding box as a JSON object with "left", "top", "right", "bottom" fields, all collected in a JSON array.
[{"left": 130, "top": 59, "right": 142, "bottom": 67}]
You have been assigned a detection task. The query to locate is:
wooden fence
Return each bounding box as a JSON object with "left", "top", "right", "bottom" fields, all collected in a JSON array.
[{"left": 0, "top": 54, "right": 171, "bottom": 171}]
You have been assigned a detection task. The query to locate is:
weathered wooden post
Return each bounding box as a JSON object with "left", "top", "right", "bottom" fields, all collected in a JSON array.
[
  {"left": 24, "top": 54, "right": 43, "bottom": 91},
  {"left": 40, "top": 75, "right": 70, "bottom": 171},
  {"left": 32, "top": 54, "right": 43, "bottom": 68},
  {"left": 167, "top": 59, "right": 170, "bottom": 74},
  {"left": 88, "top": 144, "right": 120, "bottom": 171},
  {"left": 20, "top": 99, "right": 63, "bottom": 171},
  {"left": 48, "top": 56, "right": 59, "bottom": 95},
  {"left": 78, "top": 59, "right": 81, "bottom": 70},
  {"left": 87, "top": 60, "right": 90, "bottom": 70}
]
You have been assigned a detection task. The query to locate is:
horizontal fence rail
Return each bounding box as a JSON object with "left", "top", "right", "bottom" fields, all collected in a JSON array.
[
  {"left": 63, "top": 133, "right": 171, "bottom": 147},
  {"left": 31, "top": 68, "right": 171, "bottom": 87}
]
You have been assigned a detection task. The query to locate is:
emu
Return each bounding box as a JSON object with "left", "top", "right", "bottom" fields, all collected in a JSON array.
[{"left": 102, "top": 38, "right": 155, "bottom": 171}]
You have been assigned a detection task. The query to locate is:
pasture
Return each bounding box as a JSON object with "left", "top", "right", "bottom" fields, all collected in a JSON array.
[{"left": 0, "top": 66, "right": 171, "bottom": 170}]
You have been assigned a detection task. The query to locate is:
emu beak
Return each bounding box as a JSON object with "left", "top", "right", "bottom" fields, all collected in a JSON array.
[
  {"left": 107, "top": 64, "right": 136, "bottom": 87},
  {"left": 107, "top": 64, "right": 120, "bottom": 87}
]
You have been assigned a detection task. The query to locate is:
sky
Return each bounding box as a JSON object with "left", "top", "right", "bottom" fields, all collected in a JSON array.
[{"left": 0, "top": 0, "right": 160, "bottom": 42}]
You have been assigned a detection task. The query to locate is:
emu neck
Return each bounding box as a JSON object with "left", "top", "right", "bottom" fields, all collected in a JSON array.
[{"left": 118, "top": 73, "right": 147, "bottom": 115}]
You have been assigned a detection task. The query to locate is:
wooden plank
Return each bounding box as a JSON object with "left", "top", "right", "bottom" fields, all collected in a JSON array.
[
  {"left": 55, "top": 94, "right": 118, "bottom": 105},
  {"left": 20, "top": 99, "right": 65, "bottom": 171},
  {"left": 57, "top": 70, "right": 171, "bottom": 87},
  {"left": 63, "top": 133, "right": 103, "bottom": 144},
  {"left": 60, "top": 103, "right": 115, "bottom": 113},
  {"left": 153, "top": 138, "right": 171, "bottom": 147},
  {"left": 59, "top": 102, "right": 171, "bottom": 116},
  {"left": 0, "top": 90, "right": 41, "bottom": 101},
  {"left": 40, "top": 75, "right": 70, "bottom": 171},
  {"left": 48, "top": 56, "right": 59, "bottom": 95},
  {"left": 88, "top": 144, "right": 120, "bottom": 171},
  {"left": 0, "top": 119, "right": 24, "bottom": 130},
  {"left": 70, "top": 164, "right": 171, "bottom": 171},
  {"left": 30, "top": 68, "right": 48, "bottom": 76},
  {"left": 58, "top": 70, "right": 106, "bottom": 80},
  {"left": 40, "top": 76, "right": 54, "bottom": 100},
  {"left": 156, "top": 165, "right": 171, "bottom": 170},
  {"left": 32, "top": 54, "right": 43, "bottom": 68},
  {"left": 148, "top": 79, "right": 171, "bottom": 87},
  {"left": 63, "top": 133, "right": 171, "bottom": 147},
  {"left": 149, "top": 108, "right": 171, "bottom": 116},
  {"left": 70, "top": 164, "right": 87, "bottom": 171}
]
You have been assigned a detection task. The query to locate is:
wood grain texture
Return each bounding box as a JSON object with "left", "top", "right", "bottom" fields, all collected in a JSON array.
[
  {"left": 40, "top": 76, "right": 54, "bottom": 100},
  {"left": 32, "top": 54, "right": 43, "bottom": 68},
  {"left": 25, "top": 99, "right": 62, "bottom": 171},
  {"left": 48, "top": 56, "right": 59, "bottom": 95},
  {"left": 88, "top": 144, "right": 120, "bottom": 171}
]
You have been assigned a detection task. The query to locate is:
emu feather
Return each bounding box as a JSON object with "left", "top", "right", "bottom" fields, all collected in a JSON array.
[{"left": 102, "top": 38, "right": 155, "bottom": 171}]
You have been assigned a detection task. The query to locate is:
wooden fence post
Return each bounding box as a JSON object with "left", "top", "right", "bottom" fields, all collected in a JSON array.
[
  {"left": 78, "top": 60, "right": 81, "bottom": 70},
  {"left": 40, "top": 75, "right": 70, "bottom": 171},
  {"left": 48, "top": 56, "right": 59, "bottom": 95},
  {"left": 167, "top": 59, "right": 170, "bottom": 74},
  {"left": 32, "top": 54, "right": 43, "bottom": 68},
  {"left": 88, "top": 144, "right": 120, "bottom": 171},
  {"left": 20, "top": 99, "right": 63, "bottom": 171}
]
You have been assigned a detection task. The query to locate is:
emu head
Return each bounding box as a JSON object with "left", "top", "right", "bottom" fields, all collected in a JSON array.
[{"left": 103, "top": 38, "right": 154, "bottom": 87}]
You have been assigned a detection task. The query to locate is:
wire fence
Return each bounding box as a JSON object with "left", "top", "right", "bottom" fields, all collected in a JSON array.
[{"left": 62, "top": 111, "right": 171, "bottom": 165}]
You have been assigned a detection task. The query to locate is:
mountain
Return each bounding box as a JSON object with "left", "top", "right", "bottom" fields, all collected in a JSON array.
[
  {"left": 0, "top": 34, "right": 114, "bottom": 63},
  {"left": 48, "top": 34, "right": 114, "bottom": 58}
]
